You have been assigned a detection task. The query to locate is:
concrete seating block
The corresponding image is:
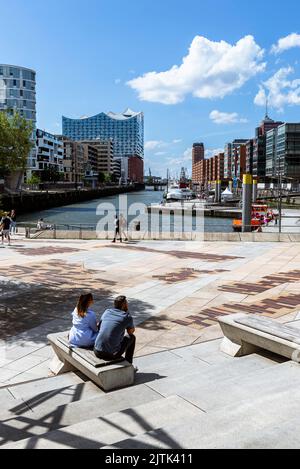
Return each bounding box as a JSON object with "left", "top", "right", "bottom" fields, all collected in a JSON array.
[
  {"left": 219, "top": 313, "right": 300, "bottom": 362},
  {"left": 48, "top": 332, "right": 135, "bottom": 392}
]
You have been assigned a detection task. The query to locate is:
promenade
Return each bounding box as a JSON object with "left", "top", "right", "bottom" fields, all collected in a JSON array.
[{"left": 0, "top": 237, "right": 300, "bottom": 386}]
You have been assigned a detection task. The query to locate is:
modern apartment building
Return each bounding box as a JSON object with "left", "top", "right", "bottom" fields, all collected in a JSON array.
[
  {"left": 78, "top": 139, "right": 114, "bottom": 176},
  {"left": 36, "top": 129, "right": 64, "bottom": 178},
  {"left": 246, "top": 139, "right": 255, "bottom": 175},
  {"left": 253, "top": 115, "right": 283, "bottom": 180},
  {"left": 266, "top": 124, "right": 300, "bottom": 182},
  {"left": 0, "top": 64, "right": 37, "bottom": 178},
  {"left": 58, "top": 137, "right": 85, "bottom": 185}
]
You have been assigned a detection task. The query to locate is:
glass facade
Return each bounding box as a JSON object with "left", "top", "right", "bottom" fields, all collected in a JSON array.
[
  {"left": 265, "top": 124, "right": 300, "bottom": 181},
  {"left": 0, "top": 64, "right": 36, "bottom": 122},
  {"left": 62, "top": 109, "right": 144, "bottom": 160}
]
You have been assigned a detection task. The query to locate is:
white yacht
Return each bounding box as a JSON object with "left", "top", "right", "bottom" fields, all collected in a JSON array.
[{"left": 166, "top": 184, "right": 194, "bottom": 201}]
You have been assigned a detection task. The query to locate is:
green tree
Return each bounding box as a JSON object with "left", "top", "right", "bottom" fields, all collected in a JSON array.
[
  {"left": 27, "top": 173, "right": 41, "bottom": 185},
  {"left": 98, "top": 172, "right": 106, "bottom": 184},
  {"left": 0, "top": 111, "right": 33, "bottom": 178}
]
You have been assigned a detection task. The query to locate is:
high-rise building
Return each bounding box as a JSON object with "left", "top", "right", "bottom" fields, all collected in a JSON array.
[
  {"left": 0, "top": 64, "right": 37, "bottom": 178},
  {"left": 246, "top": 139, "right": 255, "bottom": 175},
  {"left": 224, "top": 143, "right": 232, "bottom": 180},
  {"left": 253, "top": 114, "right": 283, "bottom": 180},
  {"left": 62, "top": 108, "right": 144, "bottom": 178},
  {"left": 266, "top": 124, "right": 300, "bottom": 182},
  {"left": 192, "top": 143, "right": 204, "bottom": 183}
]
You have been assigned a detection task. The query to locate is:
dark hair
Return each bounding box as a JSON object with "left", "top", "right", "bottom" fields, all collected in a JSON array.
[
  {"left": 114, "top": 295, "right": 127, "bottom": 310},
  {"left": 77, "top": 293, "right": 93, "bottom": 318}
]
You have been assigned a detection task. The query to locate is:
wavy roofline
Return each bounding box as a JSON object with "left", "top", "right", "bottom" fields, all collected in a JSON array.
[{"left": 62, "top": 109, "right": 143, "bottom": 122}]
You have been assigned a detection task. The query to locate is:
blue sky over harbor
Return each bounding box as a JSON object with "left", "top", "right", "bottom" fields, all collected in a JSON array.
[{"left": 2, "top": 0, "right": 300, "bottom": 177}]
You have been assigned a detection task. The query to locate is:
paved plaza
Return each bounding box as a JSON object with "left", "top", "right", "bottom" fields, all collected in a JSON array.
[{"left": 0, "top": 237, "right": 300, "bottom": 386}]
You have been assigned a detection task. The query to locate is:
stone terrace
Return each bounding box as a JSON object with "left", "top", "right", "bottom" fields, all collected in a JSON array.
[{"left": 0, "top": 237, "right": 300, "bottom": 385}]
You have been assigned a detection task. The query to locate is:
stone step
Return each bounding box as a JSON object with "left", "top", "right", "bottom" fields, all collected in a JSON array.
[
  {"left": 0, "top": 383, "right": 161, "bottom": 446},
  {"left": 102, "top": 363, "right": 300, "bottom": 449},
  {"left": 0, "top": 380, "right": 101, "bottom": 445},
  {"left": 1, "top": 395, "right": 203, "bottom": 449},
  {"left": 171, "top": 360, "right": 300, "bottom": 413},
  {"left": 140, "top": 351, "right": 279, "bottom": 398},
  {"left": 2, "top": 372, "right": 85, "bottom": 401}
]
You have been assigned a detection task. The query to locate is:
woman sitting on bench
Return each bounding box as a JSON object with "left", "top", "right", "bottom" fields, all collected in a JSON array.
[{"left": 69, "top": 293, "right": 99, "bottom": 349}]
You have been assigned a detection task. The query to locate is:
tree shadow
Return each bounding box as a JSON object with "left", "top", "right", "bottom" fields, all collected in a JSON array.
[{"left": 0, "top": 259, "right": 155, "bottom": 343}]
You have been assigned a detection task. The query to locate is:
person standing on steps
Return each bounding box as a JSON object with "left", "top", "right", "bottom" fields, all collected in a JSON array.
[{"left": 112, "top": 215, "right": 122, "bottom": 243}]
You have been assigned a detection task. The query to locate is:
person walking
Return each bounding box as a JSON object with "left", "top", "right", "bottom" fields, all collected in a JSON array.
[
  {"left": 94, "top": 296, "right": 137, "bottom": 367},
  {"left": 1, "top": 213, "right": 11, "bottom": 246},
  {"left": 9, "top": 209, "right": 17, "bottom": 235},
  {"left": 119, "top": 214, "right": 128, "bottom": 242},
  {"left": 112, "top": 215, "right": 122, "bottom": 243}
]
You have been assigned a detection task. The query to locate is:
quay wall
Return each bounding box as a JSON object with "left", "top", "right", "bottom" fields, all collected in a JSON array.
[
  {"left": 27, "top": 229, "right": 300, "bottom": 243},
  {"left": 0, "top": 184, "right": 145, "bottom": 215}
]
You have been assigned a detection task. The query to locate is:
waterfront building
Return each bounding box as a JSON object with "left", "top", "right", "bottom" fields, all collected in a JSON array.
[
  {"left": 36, "top": 129, "right": 64, "bottom": 178},
  {"left": 224, "top": 143, "right": 232, "bottom": 180},
  {"left": 192, "top": 143, "right": 205, "bottom": 184},
  {"left": 59, "top": 137, "right": 85, "bottom": 186},
  {"left": 62, "top": 108, "right": 144, "bottom": 179},
  {"left": 266, "top": 124, "right": 300, "bottom": 183},
  {"left": 0, "top": 64, "right": 36, "bottom": 178},
  {"left": 253, "top": 114, "right": 283, "bottom": 180},
  {"left": 246, "top": 139, "right": 255, "bottom": 175},
  {"left": 128, "top": 155, "right": 144, "bottom": 183},
  {"left": 78, "top": 139, "right": 114, "bottom": 176},
  {"left": 81, "top": 143, "right": 99, "bottom": 188},
  {"left": 230, "top": 140, "right": 248, "bottom": 180}
]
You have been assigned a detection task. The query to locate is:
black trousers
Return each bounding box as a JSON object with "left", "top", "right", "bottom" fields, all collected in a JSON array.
[
  {"left": 94, "top": 334, "right": 136, "bottom": 364},
  {"left": 113, "top": 229, "right": 122, "bottom": 241}
]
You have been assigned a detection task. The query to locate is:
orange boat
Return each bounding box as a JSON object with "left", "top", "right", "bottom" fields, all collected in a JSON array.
[{"left": 233, "top": 205, "right": 274, "bottom": 232}]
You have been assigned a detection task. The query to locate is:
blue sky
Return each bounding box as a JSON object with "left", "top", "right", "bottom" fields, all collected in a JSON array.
[{"left": 2, "top": 0, "right": 300, "bottom": 177}]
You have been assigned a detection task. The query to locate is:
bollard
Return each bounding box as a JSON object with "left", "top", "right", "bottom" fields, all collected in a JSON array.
[
  {"left": 215, "top": 180, "right": 221, "bottom": 203},
  {"left": 229, "top": 180, "right": 233, "bottom": 193},
  {"left": 252, "top": 179, "right": 258, "bottom": 203},
  {"left": 242, "top": 174, "right": 253, "bottom": 233}
]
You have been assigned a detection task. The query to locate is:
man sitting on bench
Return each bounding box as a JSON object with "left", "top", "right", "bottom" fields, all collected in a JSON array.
[{"left": 94, "top": 296, "right": 136, "bottom": 366}]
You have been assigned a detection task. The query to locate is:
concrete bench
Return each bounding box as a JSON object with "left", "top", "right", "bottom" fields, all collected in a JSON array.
[
  {"left": 48, "top": 332, "right": 135, "bottom": 392},
  {"left": 218, "top": 313, "right": 300, "bottom": 362}
]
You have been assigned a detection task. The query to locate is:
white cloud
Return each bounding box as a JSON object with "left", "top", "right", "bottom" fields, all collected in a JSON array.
[
  {"left": 145, "top": 139, "right": 183, "bottom": 151},
  {"left": 209, "top": 110, "right": 248, "bottom": 125},
  {"left": 114, "top": 78, "right": 122, "bottom": 85},
  {"left": 271, "top": 33, "right": 300, "bottom": 54},
  {"left": 205, "top": 148, "right": 224, "bottom": 159},
  {"left": 145, "top": 140, "right": 166, "bottom": 150},
  {"left": 127, "top": 35, "right": 265, "bottom": 104},
  {"left": 183, "top": 147, "right": 192, "bottom": 161},
  {"left": 154, "top": 151, "right": 167, "bottom": 156},
  {"left": 254, "top": 67, "right": 300, "bottom": 111}
]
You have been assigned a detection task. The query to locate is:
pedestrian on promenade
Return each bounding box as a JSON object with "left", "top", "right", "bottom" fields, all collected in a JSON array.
[
  {"left": 120, "top": 214, "right": 128, "bottom": 242},
  {"left": 0, "top": 213, "right": 11, "bottom": 246},
  {"left": 94, "top": 295, "right": 137, "bottom": 367},
  {"left": 9, "top": 209, "right": 17, "bottom": 235},
  {"left": 112, "top": 215, "right": 122, "bottom": 243},
  {"left": 69, "top": 293, "right": 99, "bottom": 349}
]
